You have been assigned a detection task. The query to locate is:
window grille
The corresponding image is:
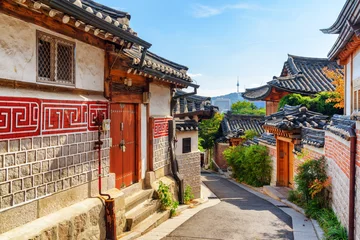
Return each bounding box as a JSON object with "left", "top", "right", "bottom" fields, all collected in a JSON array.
[
  {"left": 37, "top": 31, "right": 75, "bottom": 85},
  {"left": 182, "top": 138, "right": 191, "bottom": 154}
]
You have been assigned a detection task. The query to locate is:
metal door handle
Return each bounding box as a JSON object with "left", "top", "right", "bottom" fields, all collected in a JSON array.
[{"left": 119, "top": 140, "right": 126, "bottom": 152}]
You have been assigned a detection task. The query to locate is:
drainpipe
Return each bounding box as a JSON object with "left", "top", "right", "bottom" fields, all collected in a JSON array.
[{"left": 349, "top": 127, "right": 356, "bottom": 240}]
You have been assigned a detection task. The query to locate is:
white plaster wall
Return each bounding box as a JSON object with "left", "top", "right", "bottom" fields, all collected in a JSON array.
[
  {"left": 141, "top": 104, "right": 147, "bottom": 179},
  {"left": 149, "top": 83, "right": 171, "bottom": 116},
  {"left": 0, "top": 13, "right": 104, "bottom": 92},
  {"left": 175, "top": 131, "right": 198, "bottom": 156},
  {"left": 346, "top": 61, "right": 351, "bottom": 115}
]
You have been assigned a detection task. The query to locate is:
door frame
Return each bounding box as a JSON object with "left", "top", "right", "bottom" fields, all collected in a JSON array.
[
  {"left": 110, "top": 101, "right": 142, "bottom": 184},
  {"left": 276, "top": 137, "right": 295, "bottom": 188}
]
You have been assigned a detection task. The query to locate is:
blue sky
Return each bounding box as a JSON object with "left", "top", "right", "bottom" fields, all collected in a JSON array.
[{"left": 98, "top": 0, "right": 345, "bottom": 97}]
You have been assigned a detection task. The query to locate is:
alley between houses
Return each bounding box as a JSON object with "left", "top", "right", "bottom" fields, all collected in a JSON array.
[{"left": 161, "top": 174, "right": 294, "bottom": 240}]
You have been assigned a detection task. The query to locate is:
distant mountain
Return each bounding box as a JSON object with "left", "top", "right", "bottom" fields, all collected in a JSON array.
[{"left": 211, "top": 92, "right": 265, "bottom": 110}]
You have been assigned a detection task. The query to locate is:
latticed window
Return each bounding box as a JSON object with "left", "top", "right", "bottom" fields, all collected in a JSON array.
[
  {"left": 182, "top": 138, "right": 191, "bottom": 154},
  {"left": 37, "top": 31, "right": 75, "bottom": 85}
]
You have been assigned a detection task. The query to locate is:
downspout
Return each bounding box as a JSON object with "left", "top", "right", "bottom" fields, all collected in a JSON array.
[
  {"left": 349, "top": 127, "right": 356, "bottom": 240},
  {"left": 169, "top": 86, "right": 198, "bottom": 204}
]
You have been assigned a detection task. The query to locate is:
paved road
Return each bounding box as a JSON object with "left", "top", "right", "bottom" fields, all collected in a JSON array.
[{"left": 162, "top": 174, "right": 294, "bottom": 240}]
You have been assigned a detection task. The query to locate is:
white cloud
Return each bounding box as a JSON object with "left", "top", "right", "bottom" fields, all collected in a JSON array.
[
  {"left": 191, "top": 2, "right": 257, "bottom": 18},
  {"left": 188, "top": 73, "right": 203, "bottom": 78}
]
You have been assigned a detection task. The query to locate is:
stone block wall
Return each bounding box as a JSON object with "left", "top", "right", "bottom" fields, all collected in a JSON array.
[
  {"left": 214, "top": 143, "right": 229, "bottom": 170},
  {"left": 177, "top": 151, "right": 201, "bottom": 198},
  {"left": 153, "top": 136, "right": 170, "bottom": 171}
]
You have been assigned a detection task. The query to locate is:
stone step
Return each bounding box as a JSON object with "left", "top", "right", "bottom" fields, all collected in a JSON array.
[
  {"left": 118, "top": 210, "right": 170, "bottom": 240},
  {"left": 121, "top": 182, "right": 142, "bottom": 199},
  {"left": 125, "top": 199, "right": 161, "bottom": 231},
  {"left": 125, "top": 189, "right": 154, "bottom": 213}
]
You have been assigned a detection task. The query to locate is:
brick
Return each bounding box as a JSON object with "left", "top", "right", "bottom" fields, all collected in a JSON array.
[
  {"left": 8, "top": 167, "right": 19, "bottom": 180},
  {"left": 12, "top": 179, "right": 22, "bottom": 192},
  {"left": 0, "top": 141, "right": 8, "bottom": 154},
  {"left": 37, "top": 149, "right": 46, "bottom": 161},
  {"left": 24, "top": 176, "right": 33, "bottom": 188},
  {"left": 0, "top": 182, "right": 10, "bottom": 196},
  {"left": 37, "top": 185, "right": 46, "bottom": 197},
  {"left": 27, "top": 150, "right": 36, "bottom": 162},
  {"left": 0, "top": 169, "right": 6, "bottom": 182},
  {"left": 14, "top": 191, "right": 25, "bottom": 205},
  {"left": 9, "top": 139, "right": 20, "bottom": 152},
  {"left": 62, "top": 145, "right": 69, "bottom": 156},
  {"left": 42, "top": 137, "right": 50, "bottom": 148},
  {"left": 1, "top": 194, "right": 13, "bottom": 208},
  {"left": 5, "top": 154, "right": 15, "bottom": 167},
  {"left": 47, "top": 183, "right": 55, "bottom": 194},
  {"left": 32, "top": 162, "right": 41, "bottom": 174},
  {"left": 20, "top": 138, "right": 32, "bottom": 150},
  {"left": 34, "top": 174, "right": 43, "bottom": 186},
  {"left": 42, "top": 160, "right": 49, "bottom": 172},
  {"left": 26, "top": 188, "right": 36, "bottom": 200},
  {"left": 33, "top": 137, "right": 42, "bottom": 149},
  {"left": 50, "top": 136, "right": 58, "bottom": 146},
  {"left": 46, "top": 148, "right": 54, "bottom": 159},
  {"left": 69, "top": 144, "right": 77, "bottom": 155}
]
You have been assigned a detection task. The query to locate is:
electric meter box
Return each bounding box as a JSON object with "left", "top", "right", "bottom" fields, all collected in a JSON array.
[{"left": 102, "top": 119, "right": 111, "bottom": 131}]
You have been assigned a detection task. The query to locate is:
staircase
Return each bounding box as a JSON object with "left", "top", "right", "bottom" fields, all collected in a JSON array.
[{"left": 119, "top": 189, "right": 170, "bottom": 239}]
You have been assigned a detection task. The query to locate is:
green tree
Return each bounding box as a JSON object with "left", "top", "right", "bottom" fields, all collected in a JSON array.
[
  {"left": 198, "top": 113, "right": 223, "bottom": 150},
  {"left": 231, "top": 101, "right": 265, "bottom": 115}
]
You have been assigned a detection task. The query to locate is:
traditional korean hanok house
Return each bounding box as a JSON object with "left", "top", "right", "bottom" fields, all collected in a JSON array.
[
  {"left": 261, "top": 105, "right": 328, "bottom": 188},
  {"left": 242, "top": 55, "right": 343, "bottom": 115},
  {"left": 214, "top": 113, "right": 265, "bottom": 170},
  {"left": 320, "top": 1, "right": 360, "bottom": 238},
  {"left": 0, "top": 0, "right": 197, "bottom": 238},
  {"left": 172, "top": 90, "right": 218, "bottom": 198}
]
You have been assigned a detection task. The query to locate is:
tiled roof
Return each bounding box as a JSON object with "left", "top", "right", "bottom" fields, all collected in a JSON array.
[
  {"left": 242, "top": 55, "right": 343, "bottom": 101},
  {"left": 301, "top": 127, "right": 325, "bottom": 148},
  {"left": 264, "top": 105, "right": 328, "bottom": 131},
  {"left": 257, "top": 133, "right": 276, "bottom": 146},
  {"left": 124, "top": 47, "right": 193, "bottom": 85},
  {"left": 220, "top": 113, "right": 265, "bottom": 139},
  {"left": 176, "top": 120, "right": 198, "bottom": 131},
  {"left": 326, "top": 114, "right": 355, "bottom": 141}
]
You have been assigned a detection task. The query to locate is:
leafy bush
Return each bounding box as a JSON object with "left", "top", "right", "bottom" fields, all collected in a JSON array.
[
  {"left": 241, "top": 129, "right": 259, "bottom": 140},
  {"left": 278, "top": 92, "right": 343, "bottom": 116},
  {"left": 157, "top": 181, "right": 179, "bottom": 217},
  {"left": 231, "top": 101, "right": 265, "bottom": 115},
  {"left": 223, "top": 145, "right": 272, "bottom": 187},
  {"left": 184, "top": 185, "right": 194, "bottom": 204}
]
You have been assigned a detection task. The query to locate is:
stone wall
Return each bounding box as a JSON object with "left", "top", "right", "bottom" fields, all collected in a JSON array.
[
  {"left": 214, "top": 143, "right": 229, "bottom": 170},
  {"left": 177, "top": 151, "right": 201, "bottom": 198}
]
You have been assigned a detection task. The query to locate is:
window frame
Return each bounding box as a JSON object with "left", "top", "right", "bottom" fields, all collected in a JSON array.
[
  {"left": 36, "top": 30, "right": 76, "bottom": 86},
  {"left": 182, "top": 137, "right": 192, "bottom": 154}
]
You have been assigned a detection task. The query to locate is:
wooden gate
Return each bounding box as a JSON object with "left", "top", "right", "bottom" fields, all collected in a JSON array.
[
  {"left": 277, "top": 139, "right": 295, "bottom": 188},
  {"left": 110, "top": 103, "right": 137, "bottom": 188}
]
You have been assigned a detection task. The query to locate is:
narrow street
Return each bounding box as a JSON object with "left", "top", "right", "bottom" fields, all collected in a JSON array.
[{"left": 162, "top": 174, "right": 294, "bottom": 240}]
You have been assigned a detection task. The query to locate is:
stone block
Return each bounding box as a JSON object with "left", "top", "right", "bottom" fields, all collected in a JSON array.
[
  {"left": 69, "top": 145, "right": 77, "bottom": 155},
  {"left": 68, "top": 166, "right": 75, "bottom": 176},
  {"left": 32, "top": 162, "right": 41, "bottom": 174},
  {"left": 76, "top": 134, "right": 81, "bottom": 143},
  {"left": 42, "top": 160, "right": 50, "bottom": 172},
  {"left": 62, "top": 146, "right": 69, "bottom": 157},
  {"left": 16, "top": 152, "right": 26, "bottom": 165},
  {"left": 81, "top": 153, "right": 87, "bottom": 163},
  {"left": 53, "top": 170, "right": 60, "bottom": 181},
  {"left": 63, "top": 178, "right": 70, "bottom": 189},
  {"left": 71, "top": 175, "right": 79, "bottom": 186},
  {"left": 24, "top": 176, "right": 33, "bottom": 188},
  {"left": 74, "top": 213, "right": 88, "bottom": 237},
  {"left": 1, "top": 194, "right": 13, "bottom": 209},
  {"left": 41, "top": 226, "right": 57, "bottom": 240},
  {"left": 33, "top": 137, "right": 42, "bottom": 149},
  {"left": 0, "top": 182, "right": 10, "bottom": 196},
  {"left": 78, "top": 143, "right": 85, "bottom": 153},
  {"left": 34, "top": 174, "right": 43, "bottom": 186},
  {"left": 59, "top": 157, "right": 66, "bottom": 168},
  {"left": 46, "top": 148, "right": 54, "bottom": 159},
  {"left": 8, "top": 167, "right": 19, "bottom": 180},
  {"left": 67, "top": 156, "right": 74, "bottom": 166},
  {"left": 44, "top": 172, "right": 52, "bottom": 183},
  {"left": 61, "top": 168, "right": 68, "bottom": 179},
  {"left": 37, "top": 185, "right": 46, "bottom": 197},
  {"left": 26, "top": 188, "right": 35, "bottom": 201},
  {"left": 5, "top": 153, "right": 15, "bottom": 167},
  {"left": 0, "top": 169, "right": 6, "bottom": 182},
  {"left": 83, "top": 163, "right": 90, "bottom": 172},
  {"left": 13, "top": 191, "right": 25, "bottom": 205},
  {"left": 0, "top": 155, "right": 3, "bottom": 168},
  {"left": 58, "top": 221, "right": 73, "bottom": 240},
  {"left": 20, "top": 138, "right": 32, "bottom": 151},
  {"left": 81, "top": 133, "right": 87, "bottom": 143},
  {"left": 0, "top": 141, "right": 8, "bottom": 154},
  {"left": 20, "top": 164, "right": 31, "bottom": 177},
  {"left": 50, "top": 159, "right": 59, "bottom": 170},
  {"left": 56, "top": 181, "right": 63, "bottom": 192},
  {"left": 54, "top": 147, "right": 61, "bottom": 158},
  {"left": 42, "top": 137, "right": 51, "bottom": 148},
  {"left": 59, "top": 135, "right": 67, "bottom": 145},
  {"left": 9, "top": 139, "right": 20, "bottom": 152},
  {"left": 75, "top": 165, "right": 82, "bottom": 174},
  {"left": 80, "top": 174, "right": 86, "bottom": 184},
  {"left": 73, "top": 154, "right": 80, "bottom": 165},
  {"left": 27, "top": 150, "right": 36, "bottom": 163},
  {"left": 50, "top": 136, "right": 58, "bottom": 147},
  {"left": 85, "top": 142, "right": 90, "bottom": 152},
  {"left": 37, "top": 149, "right": 46, "bottom": 161},
  {"left": 47, "top": 183, "right": 55, "bottom": 194},
  {"left": 12, "top": 179, "right": 22, "bottom": 193}
]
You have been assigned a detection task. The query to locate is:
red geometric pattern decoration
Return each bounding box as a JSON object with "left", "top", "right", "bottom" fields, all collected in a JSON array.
[
  {"left": 0, "top": 97, "right": 108, "bottom": 139},
  {"left": 153, "top": 117, "right": 172, "bottom": 138}
]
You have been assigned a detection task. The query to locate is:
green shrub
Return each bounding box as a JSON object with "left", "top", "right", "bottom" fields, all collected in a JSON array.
[
  {"left": 241, "top": 129, "right": 259, "bottom": 140},
  {"left": 184, "top": 185, "right": 194, "bottom": 204},
  {"left": 157, "top": 181, "right": 179, "bottom": 217},
  {"left": 223, "top": 145, "right": 272, "bottom": 187}
]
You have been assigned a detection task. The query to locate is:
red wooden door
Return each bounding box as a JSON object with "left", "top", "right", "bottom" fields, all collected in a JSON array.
[
  {"left": 277, "top": 140, "right": 289, "bottom": 187},
  {"left": 110, "top": 103, "right": 137, "bottom": 188}
]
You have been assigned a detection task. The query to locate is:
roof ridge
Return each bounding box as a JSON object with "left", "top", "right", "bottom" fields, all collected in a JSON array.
[
  {"left": 147, "top": 51, "right": 188, "bottom": 71},
  {"left": 288, "top": 54, "right": 330, "bottom": 62}
]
